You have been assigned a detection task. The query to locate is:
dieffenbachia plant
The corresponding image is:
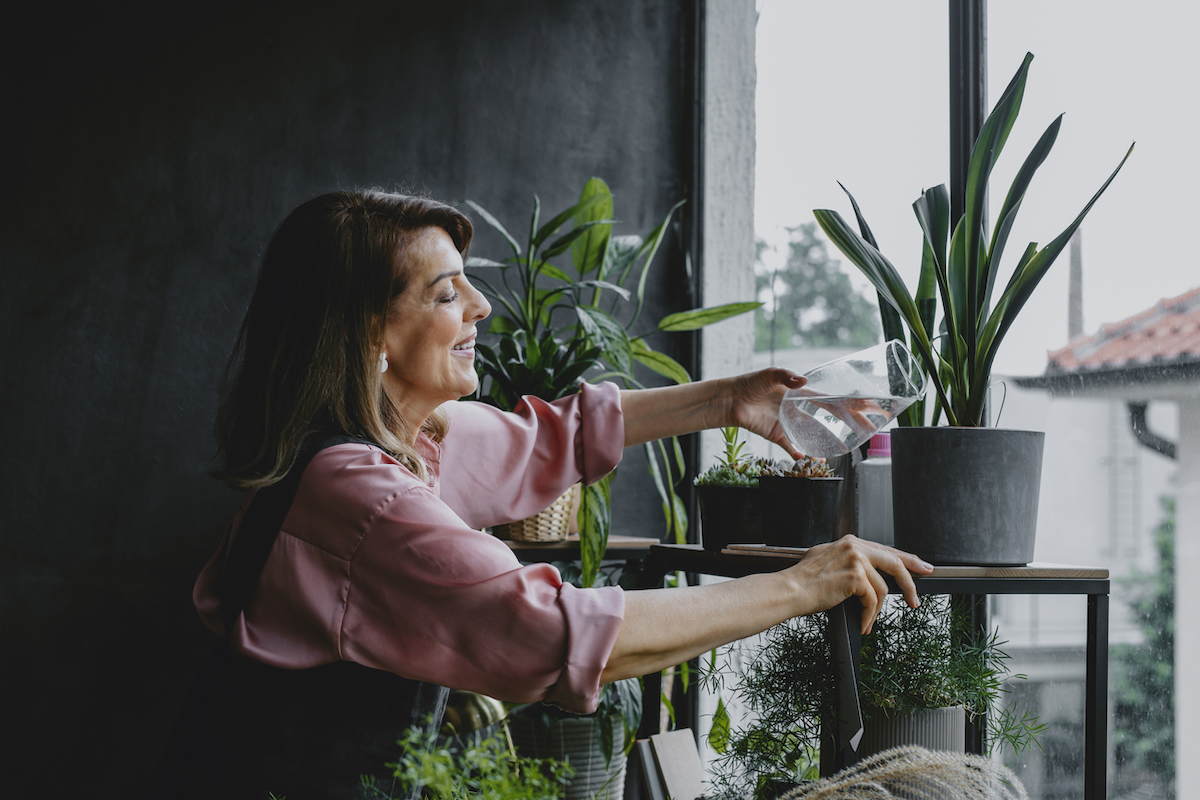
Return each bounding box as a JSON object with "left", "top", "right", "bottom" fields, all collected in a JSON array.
[{"left": 466, "top": 178, "right": 759, "bottom": 587}]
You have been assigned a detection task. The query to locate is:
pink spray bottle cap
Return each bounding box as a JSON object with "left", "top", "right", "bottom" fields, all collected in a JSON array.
[{"left": 866, "top": 432, "right": 891, "bottom": 458}]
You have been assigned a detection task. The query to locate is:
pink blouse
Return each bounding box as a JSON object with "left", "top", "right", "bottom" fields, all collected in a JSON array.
[{"left": 194, "top": 382, "right": 627, "bottom": 714}]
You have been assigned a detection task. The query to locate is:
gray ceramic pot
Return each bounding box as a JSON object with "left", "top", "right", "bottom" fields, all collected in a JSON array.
[{"left": 891, "top": 427, "right": 1043, "bottom": 566}]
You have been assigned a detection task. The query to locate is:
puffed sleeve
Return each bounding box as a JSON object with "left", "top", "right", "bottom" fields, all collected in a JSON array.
[
  {"left": 438, "top": 381, "right": 624, "bottom": 529},
  {"left": 341, "top": 482, "right": 625, "bottom": 713}
]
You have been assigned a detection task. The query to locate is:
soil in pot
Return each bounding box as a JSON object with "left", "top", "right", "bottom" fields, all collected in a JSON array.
[
  {"left": 696, "top": 485, "right": 762, "bottom": 551},
  {"left": 891, "top": 427, "right": 1044, "bottom": 566},
  {"left": 758, "top": 476, "right": 841, "bottom": 548}
]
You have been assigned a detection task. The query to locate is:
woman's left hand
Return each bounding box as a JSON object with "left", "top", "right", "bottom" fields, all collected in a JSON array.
[{"left": 726, "top": 368, "right": 807, "bottom": 459}]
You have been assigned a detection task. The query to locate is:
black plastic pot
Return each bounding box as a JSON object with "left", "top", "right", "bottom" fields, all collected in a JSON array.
[
  {"left": 891, "top": 427, "right": 1044, "bottom": 566},
  {"left": 696, "top": 485, "right": 761, "bottom": 551},
  {"left": 759, "top": 476, "right": 841, "bottom": 548}
]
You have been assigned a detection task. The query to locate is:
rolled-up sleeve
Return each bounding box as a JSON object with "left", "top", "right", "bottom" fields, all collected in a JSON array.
[
  {"left": 339, "top": 482, "right": 625, "bottom": 713},
  {"left": 439, "top": 382, "right": 624, "bottom": 529}
]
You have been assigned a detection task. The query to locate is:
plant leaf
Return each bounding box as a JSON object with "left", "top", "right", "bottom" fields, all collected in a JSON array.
[
  {"left": 465, "top": 199, "right": 522, "bottom": 259},
  {"left": 544, "top": 218, "right": 618, "bottom": 260},
  {"left": 973, "top": 142, "right": 1134, "bottom": 420},
  {"left": 629, "top": 200, "right": 686, "bottom": 324},
  {"left": 709, "top": 697, "right": 731, "bottom": 754},
  {"left": 657, "top": 302, "right": 760, "bottom": 331},
  {"left": 571, "top": 178, "right": 615, "bottom": 275},
  {"left": 964, "top": 52, "right": 1034, "bottom": 339},
  {"left": 533, "top": 191, "right": 608, "bottom": 251},
  {"left": 985, "top": 114, "right": 1062, "bottom": 311},
  {"left": 631, "top": 338, "right": 691, "bottom": 384},
  {"left": 815, "top": 207, "right": 957, "bottom": 424},
  {"left": 579, "top": 473, "right": 613, "bottom": 589}
]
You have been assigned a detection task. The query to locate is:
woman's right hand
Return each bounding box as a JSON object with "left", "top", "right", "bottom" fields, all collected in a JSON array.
[{"left": 783, "top": 536, "right": 933, "bottom": 634}]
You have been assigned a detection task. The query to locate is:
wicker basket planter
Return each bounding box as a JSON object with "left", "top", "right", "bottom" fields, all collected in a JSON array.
[{"left": 491, "top": 483, "right": 581, "bottom": 543}]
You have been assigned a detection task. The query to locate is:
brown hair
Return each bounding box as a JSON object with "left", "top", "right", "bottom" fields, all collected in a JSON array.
[{"left": 214, "top": 190, "right": 474, "bottom": 488}]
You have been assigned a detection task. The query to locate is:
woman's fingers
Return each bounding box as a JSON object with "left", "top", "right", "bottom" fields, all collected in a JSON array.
[{"left": 793, "top": 537, "right": 932, "bottom": 627}]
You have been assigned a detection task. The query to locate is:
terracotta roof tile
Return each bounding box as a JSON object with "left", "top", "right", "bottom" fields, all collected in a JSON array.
[{"left": 1046, "top": 286, "right": 1200, "bottom": 373}]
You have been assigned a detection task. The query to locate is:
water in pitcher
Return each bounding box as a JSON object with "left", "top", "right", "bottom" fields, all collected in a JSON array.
[{"left": 779, "top": 392, "right": 908, "bottom": 459}]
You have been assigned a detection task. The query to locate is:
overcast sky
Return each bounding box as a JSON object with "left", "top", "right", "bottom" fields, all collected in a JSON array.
[{"left": 755, "top": 1, "right": 1200, "bottom": 376}]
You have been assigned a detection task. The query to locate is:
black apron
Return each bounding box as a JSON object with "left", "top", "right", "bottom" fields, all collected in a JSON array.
[{"left": 147, "top": 436, "right": 449, "bottom": 800}]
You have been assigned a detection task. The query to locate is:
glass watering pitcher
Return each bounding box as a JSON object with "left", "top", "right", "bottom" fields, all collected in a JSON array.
[{"left": 779, "top": 339, "right": 926, "bottom": 459}]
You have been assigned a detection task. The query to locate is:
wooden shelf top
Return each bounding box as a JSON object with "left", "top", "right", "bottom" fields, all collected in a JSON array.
[{"left": 717, "top": 543, "right": 1109, "bottom": 579}]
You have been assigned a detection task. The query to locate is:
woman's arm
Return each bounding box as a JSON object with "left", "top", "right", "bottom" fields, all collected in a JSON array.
[
  {"left": 599, "top": 536, "right": 932, "bottom": 683},
  {"left": 620, "top": 369, "right": 807, "bottom": 457}
]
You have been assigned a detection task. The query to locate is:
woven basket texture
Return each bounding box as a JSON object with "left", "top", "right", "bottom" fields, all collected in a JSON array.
[{"left": 492, "top": 483, "right": 581, "bottom": 542}]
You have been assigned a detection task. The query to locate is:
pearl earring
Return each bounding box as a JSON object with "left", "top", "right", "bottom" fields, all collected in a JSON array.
[{"left": 378, "top": 352, "right": 389, "bottom": 374}]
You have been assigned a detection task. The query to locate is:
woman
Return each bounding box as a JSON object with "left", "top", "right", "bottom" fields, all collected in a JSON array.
[{"left": 167, "top": 191, "right": 930, "bottom": 799}]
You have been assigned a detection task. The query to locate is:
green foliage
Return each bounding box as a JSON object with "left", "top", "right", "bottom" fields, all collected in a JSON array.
[
  {"left": 360, "top": 722, "right": 572, "bottom": 800},
  {"left": 755, "top": 223, "right": 881, "bottom": 352},
  {"left": 694, "top": 429, "right": 835, "bottom": 487},
  {"left": 814, "top": 52, "right": 1133, "bottom": 427},
  {"left": 1112, "top": 496, "right": 1175, "bottom": 782},
  {"left": 467, "top": 178, "right": 760, "bottom": 583},
  {"left": 701, "top": 596, "right": 1043, "bottom": 799}
]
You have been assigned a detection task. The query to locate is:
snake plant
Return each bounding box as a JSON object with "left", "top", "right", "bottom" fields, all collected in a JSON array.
[{"left": 814, "top": 52, "right": 1133, "bottom": 427}]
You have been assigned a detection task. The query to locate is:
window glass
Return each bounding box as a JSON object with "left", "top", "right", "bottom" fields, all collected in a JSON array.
[{"left": 746, "top": 3, "right": 1192, "bottom": 798}]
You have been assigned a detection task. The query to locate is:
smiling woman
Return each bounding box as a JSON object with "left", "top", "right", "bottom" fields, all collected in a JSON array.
[
  {"left": 381, "top": 227, "right": 491, "bottom": 426},
  {"left": 152, "top": 189, "right": 932, "bottom": 800}
]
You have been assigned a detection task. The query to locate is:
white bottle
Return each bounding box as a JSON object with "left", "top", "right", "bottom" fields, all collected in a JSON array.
[{"left": 855, "top": 432, "right": 894, "bottom": 547}]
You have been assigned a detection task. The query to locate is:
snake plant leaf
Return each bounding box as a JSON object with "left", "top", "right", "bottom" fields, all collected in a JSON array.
[
  {"left": 657, "top": 301, "right": 761, "bottom": 331},
  {"left": 986, "top": 115, "right": 1062, "bottom": 310},
  {"left": 813, "top": 210, "right": 923, "bottom": 336},
  {"left": 964, "top": 52, "right": 1034, "bottom": 335},
  {"left": 838, "top": 183, "right": 907, "bottom": 347},
  {"left": 814, "top": 208, "right": 958, "bottom": 424},
  {"left": 631, "top": 337, "right": 692, "bottom": 384},
  {"left": 571, "top": 178, "right": 615, "bottom": 276},
  {"left": 911, "top": 185, "right": 947, "bottom": 390},
  {"left": 533, "top": 190, "right": 608, "bottom": 251},
  {"left": 974, "top": 142, "right": 1135, "bottom": 405},
  {"left": 465, "top": 200, "right": 522, "bottom": 260}
]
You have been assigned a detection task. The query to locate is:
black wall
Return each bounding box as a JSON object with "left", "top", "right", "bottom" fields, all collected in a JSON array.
[{"left": 0, "top": 1, "right": 695, "bottom": 791}]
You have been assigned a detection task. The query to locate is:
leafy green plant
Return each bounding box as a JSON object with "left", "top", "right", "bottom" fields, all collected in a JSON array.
[
  {"left": 359, "top": 721, "right": 572, "bottom": 800},
  {"left": 813, "top": 52, "right": 1133, "bottom": 427},
  {"left": 466, "top": 178, "right": 759, "bottom": 587},
  {"left": 702, "top": 595, "right": 1044, "bottom": 799}
]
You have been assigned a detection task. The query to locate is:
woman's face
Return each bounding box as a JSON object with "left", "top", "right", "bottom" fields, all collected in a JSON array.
[{"left": 382, "top": 227, "right": 490, "bottom": 423}]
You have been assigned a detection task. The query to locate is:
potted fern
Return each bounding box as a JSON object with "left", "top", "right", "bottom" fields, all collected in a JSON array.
[
  {"left": 813, "top": 52, "right": 1133, "bottom": 565},
  {"left": 704, "top": 595, "right": 1044, "bottom": 799}
]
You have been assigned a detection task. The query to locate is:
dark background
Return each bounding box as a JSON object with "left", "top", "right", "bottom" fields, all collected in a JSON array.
[{"left": 0, "top": 0, "right": 699, "bottom": 792}]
